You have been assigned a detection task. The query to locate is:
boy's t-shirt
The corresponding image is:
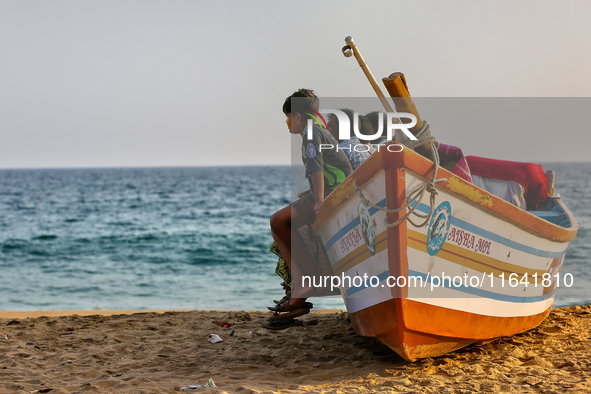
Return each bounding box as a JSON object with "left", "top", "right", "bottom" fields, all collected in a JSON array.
[{"left": 301, "top": 124, "right": 353, "bottom": 194}]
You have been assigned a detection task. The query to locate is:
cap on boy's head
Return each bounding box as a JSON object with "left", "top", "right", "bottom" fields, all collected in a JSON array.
[{"left": 283, "top": 88, "right": 319, "bottom": 119}]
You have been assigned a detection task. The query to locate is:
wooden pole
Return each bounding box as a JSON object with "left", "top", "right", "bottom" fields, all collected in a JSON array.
[{"left": 342, "top": 36, "right": 394, "bottom": 113}]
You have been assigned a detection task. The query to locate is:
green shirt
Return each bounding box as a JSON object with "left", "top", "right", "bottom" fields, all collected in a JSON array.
[{"left": 301, "top": 124, "right": 353, "bottom": 193}]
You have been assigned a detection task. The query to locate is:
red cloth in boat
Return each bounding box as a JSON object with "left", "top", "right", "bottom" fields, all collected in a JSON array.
[
  {"left": 465, "top": 156, "right": 549, "bottom": 207},
  {"left": 437, "top": 144, "right": 472, "bottom": 182}
]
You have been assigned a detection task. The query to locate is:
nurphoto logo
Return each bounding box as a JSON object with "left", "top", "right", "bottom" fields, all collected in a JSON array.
[{"left": 306, "top": 109, "right": 418, "bottom": 142}]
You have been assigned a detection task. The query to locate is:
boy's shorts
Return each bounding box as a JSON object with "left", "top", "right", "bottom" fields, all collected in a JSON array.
[{"left": 291, "top": 192, "right": 317, "bottom": 223}]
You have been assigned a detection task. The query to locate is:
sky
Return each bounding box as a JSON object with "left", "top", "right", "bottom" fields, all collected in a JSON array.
[{"left": 1, "top": 0, "right": 590, "bottom": 169}]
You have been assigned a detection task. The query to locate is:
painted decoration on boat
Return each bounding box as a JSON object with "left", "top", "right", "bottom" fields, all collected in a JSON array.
[
  {"left": 446, "top": 177, "right": 493, "bottom": 208},
  {"left": 427, "top": 201, "right": 452, "bottom": 256},
  {"left": 358, "top": 201, "right": 376, "bottom": 255}
]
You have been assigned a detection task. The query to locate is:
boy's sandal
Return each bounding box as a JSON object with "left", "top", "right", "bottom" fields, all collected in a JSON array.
[
  {"left": 267, "top": 301, "right": 313, "bottom": 313},
  {"left": 273, "top": 295, "right": 290, "bottom": 305},
  {"left": 268, "top": 307, "right": 312, "bottom": 322}
]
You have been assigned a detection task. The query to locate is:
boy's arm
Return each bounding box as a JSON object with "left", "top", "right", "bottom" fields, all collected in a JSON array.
[{"left": 310, "top": 171, "right": 324, "bottom": 212}]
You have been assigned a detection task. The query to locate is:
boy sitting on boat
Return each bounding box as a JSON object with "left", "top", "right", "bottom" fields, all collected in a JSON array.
[{"left": 269, "top": 89, "right": 352, "bottom": 315}]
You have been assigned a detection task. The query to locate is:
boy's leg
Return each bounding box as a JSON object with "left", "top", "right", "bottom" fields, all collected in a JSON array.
[{"left": 270, "top": 204, "right": 319, "bottom": 308}]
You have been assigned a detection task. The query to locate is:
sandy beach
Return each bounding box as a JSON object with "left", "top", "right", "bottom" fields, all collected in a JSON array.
[{"left": 0, "top": 305, "right": 589, "bottom": 393}]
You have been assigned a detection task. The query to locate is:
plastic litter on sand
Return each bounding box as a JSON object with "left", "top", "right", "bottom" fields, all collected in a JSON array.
[
  {"left": 180, "top": 378, "right": 217, "bottom": 390},
  {"left": 204, "top": 378, "right": 217, "bottom": 388},
  {"left": 208, "top": 334, "right": 223, "bottom": 344}
]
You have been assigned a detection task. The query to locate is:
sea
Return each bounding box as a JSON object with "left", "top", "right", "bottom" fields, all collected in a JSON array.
[{"left": 0, "top": 163, "right": 589, "bottom": 312}]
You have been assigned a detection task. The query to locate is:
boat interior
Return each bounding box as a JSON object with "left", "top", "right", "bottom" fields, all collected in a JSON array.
[{"left": 436, "top": 143, "right": 572, "bottom": 228}]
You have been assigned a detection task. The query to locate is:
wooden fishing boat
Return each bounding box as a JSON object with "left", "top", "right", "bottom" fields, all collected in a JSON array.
[
  {"left": 313, "top": 143, "right": 577, "bottom": 361},
  {"left": 308, "top": 36, "right": 578, "bottom": 361}
]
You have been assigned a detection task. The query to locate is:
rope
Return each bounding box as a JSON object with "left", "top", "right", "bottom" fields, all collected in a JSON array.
[{"left": 354, "top": 121, "right": 447, "bottom": 228}]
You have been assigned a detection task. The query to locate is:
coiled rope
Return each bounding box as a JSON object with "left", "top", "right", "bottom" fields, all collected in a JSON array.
[{"left": 354, "top": 121, "right": 447, "bottom": 228}]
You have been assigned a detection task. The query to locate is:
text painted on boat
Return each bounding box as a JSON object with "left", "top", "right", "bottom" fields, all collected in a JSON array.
[
  {"left": 447, "top": 227, "right": 492, "bottom": 255},
  {"left": 340, "top": 227, "right": 363, "bottom": 254}
]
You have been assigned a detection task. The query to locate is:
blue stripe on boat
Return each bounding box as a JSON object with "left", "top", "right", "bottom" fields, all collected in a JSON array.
[
  {"left": 323, "top": 198, "right": 386, "bottom": 251},
  {"left": 344, "top": 269, "right": 557, "bottom": 303}
]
